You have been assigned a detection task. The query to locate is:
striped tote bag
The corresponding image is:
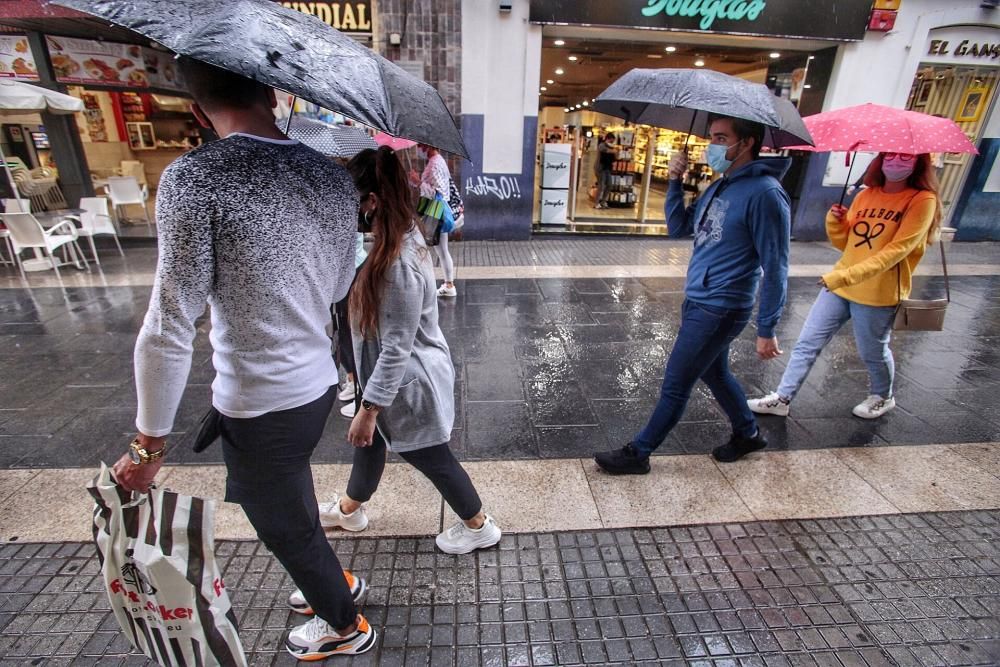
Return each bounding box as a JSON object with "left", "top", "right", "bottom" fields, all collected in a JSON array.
[{"left": 89, "top": 464, "right": 248, "bottom": 666}]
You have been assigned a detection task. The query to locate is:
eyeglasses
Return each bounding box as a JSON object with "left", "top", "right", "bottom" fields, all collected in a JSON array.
[{"left": 883, "top": 153, "right": 915, "bottom": 161}]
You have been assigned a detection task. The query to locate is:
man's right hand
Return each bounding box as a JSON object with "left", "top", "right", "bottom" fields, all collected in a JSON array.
[
  {"left": 756, "top": 336, "right": 783, "bottom": 360},
  {"left": 668, "top": 152, "right": 688, "bottom": 180}
]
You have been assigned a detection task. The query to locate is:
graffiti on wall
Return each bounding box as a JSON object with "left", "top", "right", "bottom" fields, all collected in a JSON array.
[{"left": 464, "top": 175, "right": 522, "bottom": 201}]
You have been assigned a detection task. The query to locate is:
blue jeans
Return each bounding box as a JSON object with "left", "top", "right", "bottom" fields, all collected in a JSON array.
[
  {"left": 596, "top": 169, "right": 611, "bottom": 204},
  {"left": 632, "top": 299, "right": 756, "bottom": 457},
  {"left": 777, "top": 288, "right": 896, "bottom": 400}
]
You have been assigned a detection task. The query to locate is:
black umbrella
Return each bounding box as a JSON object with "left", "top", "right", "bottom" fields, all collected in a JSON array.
[
  {"left": 594, "top": 68, "right": 813, "bottom": 148},
  {"left": 53, "top": 0, "right": 470, "bottom": 159}
]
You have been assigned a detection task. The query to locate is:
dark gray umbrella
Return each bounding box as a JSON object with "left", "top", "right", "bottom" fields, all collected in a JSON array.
[
  {"left": 593, "top": 68, "right": 813, "bottom": 148},
  {"left": 278, "top": 117, "right": 376, "bottom": 158},
  {"left": 53, "top": 0, "right": 470, "bottom": 158}
]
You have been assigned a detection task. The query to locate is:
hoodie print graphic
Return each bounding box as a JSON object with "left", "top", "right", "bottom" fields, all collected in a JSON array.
[{"left": 695, "top": 197, "right": 729, "bottom": 248}]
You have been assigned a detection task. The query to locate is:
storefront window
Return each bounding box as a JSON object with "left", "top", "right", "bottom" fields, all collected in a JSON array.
[{"left": 906, "top": 65, "right": 998, "bottom": 219}]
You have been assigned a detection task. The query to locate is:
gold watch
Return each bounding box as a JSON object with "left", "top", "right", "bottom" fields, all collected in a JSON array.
[{"left": 128, "top": 438, "right": 167, "bottom": 465}]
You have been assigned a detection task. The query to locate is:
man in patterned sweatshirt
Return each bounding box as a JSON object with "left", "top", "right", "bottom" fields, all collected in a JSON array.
[
  {"left": 111, "top": 58, "right": 377, "bottom": 659},
  {"left": 595, "top": 114, "right": 790, "bottom": 475}
]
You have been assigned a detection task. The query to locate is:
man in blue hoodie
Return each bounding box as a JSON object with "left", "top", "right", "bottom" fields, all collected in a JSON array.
[{"left": 595, "top": 114, "right": 790, "bottom": 475}]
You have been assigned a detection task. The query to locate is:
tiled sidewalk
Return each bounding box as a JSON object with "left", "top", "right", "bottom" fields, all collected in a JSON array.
[
  {"left": 1, "top": 510, "right": 998, "bottom": 666},
  {"left": 3, "top": 444, "right": 1000, "bottom": 544}
]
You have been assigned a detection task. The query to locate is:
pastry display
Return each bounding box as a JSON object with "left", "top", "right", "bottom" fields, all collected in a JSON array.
[{"left": 51, "top": 53, "right": 80, "bottom": 78}]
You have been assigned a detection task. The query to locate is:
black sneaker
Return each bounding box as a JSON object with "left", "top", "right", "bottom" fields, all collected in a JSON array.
[
  {"left": 594, "top": 444, "right": 651, "bottom": 475},
  {"left": 712, "top": 431, "right": 768, "bottom": 463}
]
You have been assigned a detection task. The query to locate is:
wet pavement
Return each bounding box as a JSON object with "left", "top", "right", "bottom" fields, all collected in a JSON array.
[
  {"left": 2, "top": 273, "right": 1000, "bottom": 469},
  {"left": 1, "top": 509, "right": 998, "bottom": 666}
]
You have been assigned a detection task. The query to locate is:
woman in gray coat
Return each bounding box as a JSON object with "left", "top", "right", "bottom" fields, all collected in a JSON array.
[{"left": 322, "top": 146, "right": 500, "bottom": 555}]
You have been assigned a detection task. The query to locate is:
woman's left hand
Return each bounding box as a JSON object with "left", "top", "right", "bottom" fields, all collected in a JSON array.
[{"left": 348, "top": 409, "right": 377, "bottom": 447}]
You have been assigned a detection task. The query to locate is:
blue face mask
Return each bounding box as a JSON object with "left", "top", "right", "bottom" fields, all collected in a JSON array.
[{"left": 706, "top": 142, "right": 737, "bottom": 173}]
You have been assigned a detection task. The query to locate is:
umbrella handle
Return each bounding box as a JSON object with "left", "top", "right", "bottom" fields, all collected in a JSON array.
[
  {"left": 839, "top": 151, "right": 856, "bottom": 207},
  {"left": 283, "top": 96, "right": 297, "bottom": 135}
]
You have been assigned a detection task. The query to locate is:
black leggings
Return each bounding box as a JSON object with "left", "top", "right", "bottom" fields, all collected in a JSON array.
[
  {"left": 220, "top": 387, "right": 355, "bottom": 630},
  {"left": 346, "top": 430, "right": 482, "bottom": 521}
]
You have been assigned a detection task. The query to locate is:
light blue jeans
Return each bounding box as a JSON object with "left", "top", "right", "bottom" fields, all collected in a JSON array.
[{"left": 777, "top": 288, "right": 896, "bottom": 401}]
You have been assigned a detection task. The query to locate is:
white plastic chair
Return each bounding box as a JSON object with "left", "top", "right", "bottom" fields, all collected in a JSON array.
[
  {"left": 120, "top": 160, "right": 147, "bottom": 187},
  {"left": 1, "top": 211, "right": 89, "bottom": 279},
  {"left": 4, "top": 198, "right": 30, "bottom": 213},
  {"left": 0, "top": 222, "right": 12, "bottom": 266},
  {"left": 61, "top": 197, "right": 124, "bottom": 265},
  {"left": 0, "top": 199, "right": 28, "bottom": 265},
  {"left": 105, "top": 176, "right": 151, "bottom": 226}
]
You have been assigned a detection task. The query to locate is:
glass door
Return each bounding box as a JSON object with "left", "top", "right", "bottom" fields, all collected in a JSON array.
[{"left": 906, "top": 65, "right": 998, "bottom": 221}]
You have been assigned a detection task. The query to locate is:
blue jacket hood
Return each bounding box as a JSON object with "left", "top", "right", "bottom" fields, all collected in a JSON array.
[{"left": 725, "top": 157, "right": 792, "bottom": 183}]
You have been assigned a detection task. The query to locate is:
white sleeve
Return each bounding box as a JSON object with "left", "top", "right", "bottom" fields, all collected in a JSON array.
[
  {"left": 133, "top": 164, "right": 213, "bottom": 437},
  {"left": 420, "top": 156, "right": 451, "bottom": 199}
]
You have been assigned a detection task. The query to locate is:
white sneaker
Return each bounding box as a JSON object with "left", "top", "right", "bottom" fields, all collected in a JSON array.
[
  {"left": 284, "top": 614, "right": 376, "bottom": 660},
  {"left": 288, "top": 570, "right": 368, "bottom": 615},
  {"left": 435, "top": 515, "right": 502, "bottom": 554},
  {"left": 852, "top": 395, "right": 896, "bottom": 419},
  {"left": 337, "top": 383, "right": 356, "bottom": 402},
  {"left": 318, "top": 493, "right": 369, "bottom": 532},
  {"left": 437, "top": 284, "right": 457, "bottom": 298},
  {"left": 747, "top": 392, "right": 790, "bottom": 417},
  {"left": 340, "top": 402, "right": 356, "bottom": 419}
]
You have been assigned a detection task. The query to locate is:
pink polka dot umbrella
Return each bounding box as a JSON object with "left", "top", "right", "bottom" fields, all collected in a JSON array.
[
  {"left": 789, "top": 103, "right": 978, "bottom": 154},
  {"left": 787, "top": 103, "right": 978, "bottom": 203}
]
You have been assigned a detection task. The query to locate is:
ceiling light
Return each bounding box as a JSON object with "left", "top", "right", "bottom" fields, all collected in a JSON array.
[
  {"left": 665, "top": 46, "right": 676, "bottom": 52},
  {"left": 808, "top": 55, "right": 815, "bottom": 60},
  {"left": 694, "top": 59, "right": 705, "bottom": 67},
  {"left": 647, "top": 54, "right": 663, "bottom": 59},
  {"left": 803, "top": 84, "right": 812, "bottom": 89},
  {"left": 555, "top": 67, "right": 564, "bottom": 75},
  {"left": 564, "top": 107, "right": 570, "bottom": 112},
  {"left": 546, "top": 79, "right": 554, "bottom": 84},
  {"left": 769, "top": 52, "right": 781, "bottom": 59},
  {"left": 540, "top": 86, "right": 547, "bottom": 92},
  {"left": 576, "top": 104, "right": 582, "bottom": 109},
  {"left": 582, "top": 101, "right": 589, "bottom": 106},
  {"left": 554, "top": 39, "right": 565, "bottom": 46},
  {"left": 568, "top": 55, "right": 579, "bottom": 61}
]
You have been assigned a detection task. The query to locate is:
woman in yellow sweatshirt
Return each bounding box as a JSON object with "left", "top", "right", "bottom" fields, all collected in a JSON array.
[{"left": 747, "top": 152, "right": 942, "bottom": 419}]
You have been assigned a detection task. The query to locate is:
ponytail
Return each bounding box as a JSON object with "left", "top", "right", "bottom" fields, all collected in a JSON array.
[{"left": 346, "top": 146, "right": 417, "bottom": 337}]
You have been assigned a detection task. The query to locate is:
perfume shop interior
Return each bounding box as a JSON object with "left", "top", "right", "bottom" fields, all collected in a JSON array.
[{"left": 534, "top": 31, "right": 832, "bottom": 235}]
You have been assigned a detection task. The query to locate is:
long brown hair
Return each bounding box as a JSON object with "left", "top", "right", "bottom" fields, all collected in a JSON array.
[
  {"left": 862, "top": 153, "right": 943, "bottom": 243},
  {"left": 347, "top": 146, "right": 417, "bottom": 338}
]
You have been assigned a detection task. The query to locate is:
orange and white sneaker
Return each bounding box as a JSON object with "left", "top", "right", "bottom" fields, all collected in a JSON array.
[
  {"left": 288, "top": 570, "right": 367, "bottom": 615},
  {"left": 285, "top": 614, "right": 376, "bottom": 660}
]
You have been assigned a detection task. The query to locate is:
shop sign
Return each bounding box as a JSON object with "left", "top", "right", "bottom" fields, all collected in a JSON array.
[
  {"left": 928, "top": 38, "right": 1000, "bottom": 61},
  {"left": 46, "top": 36, "right": 148, "bottom": 87},
  {"left": 528, "top": 0, "right": 873, "bottom": 41},
  {"left": 279, "top": 2, "right": 373, "bottom": 35},
  {"left": 0, "top": 36, "right": 38, "bottom": 80}
]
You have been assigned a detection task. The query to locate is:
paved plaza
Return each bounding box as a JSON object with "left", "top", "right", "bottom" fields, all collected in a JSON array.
[{"left": 1, "top": 237, "right": 999, "bottom": 665}]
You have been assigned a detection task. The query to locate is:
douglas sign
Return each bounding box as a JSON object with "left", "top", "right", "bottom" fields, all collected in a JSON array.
[{"left": 529, "top": 0, "right": 872, "bottom": 41}]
